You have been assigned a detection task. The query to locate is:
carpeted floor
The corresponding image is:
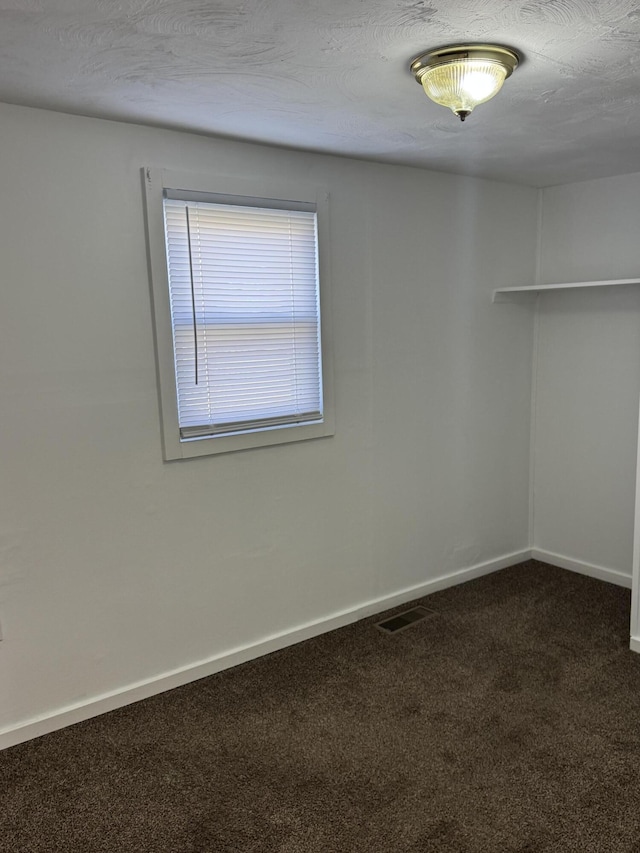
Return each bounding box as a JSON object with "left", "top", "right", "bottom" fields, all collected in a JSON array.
[{"left": 3, "top": 560, "right": 640, "bottom": 852}]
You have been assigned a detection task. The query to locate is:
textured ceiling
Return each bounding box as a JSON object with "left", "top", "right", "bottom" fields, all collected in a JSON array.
[{"left": 1, "top": 0, "right": 639, "bottom": 186}]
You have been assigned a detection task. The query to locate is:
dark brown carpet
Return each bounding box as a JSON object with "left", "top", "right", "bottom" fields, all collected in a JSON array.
[{"left": 3, "top": 560, "right": 640, "bottom": 852}]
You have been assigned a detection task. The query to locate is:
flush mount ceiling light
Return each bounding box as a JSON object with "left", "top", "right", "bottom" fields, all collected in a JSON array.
[{"left": 410, "top": 44, "right": 519, "bottom": 121}]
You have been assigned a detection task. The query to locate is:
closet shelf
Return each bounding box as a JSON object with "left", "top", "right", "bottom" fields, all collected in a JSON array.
[{"left": 492, "top": 278, "right": 640, "bottom": 303}]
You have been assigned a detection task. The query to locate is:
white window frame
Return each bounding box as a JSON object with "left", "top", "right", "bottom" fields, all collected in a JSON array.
[{"left": 143, "top": 167, "right": 335, "bottom": 460}]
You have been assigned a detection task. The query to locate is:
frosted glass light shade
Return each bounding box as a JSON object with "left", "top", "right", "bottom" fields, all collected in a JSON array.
[
  {"left": 411, "top": 45, "right": 519, "bottom": 121},
  {"left": 421, "top": 60, "right": 507, "bottom": 116}
]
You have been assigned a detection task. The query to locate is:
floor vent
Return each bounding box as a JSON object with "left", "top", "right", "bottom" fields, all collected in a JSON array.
[{"left": 375, "top": 605, "right": 435, "bottom": 634}]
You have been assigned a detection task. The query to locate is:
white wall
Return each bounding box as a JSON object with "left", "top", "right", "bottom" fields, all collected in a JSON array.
[
  {"left": 370, "top": 171, "right": 536, "bottom": 589},
  {"left": 0, "top": 103, "right": 537, "bottom": 744},
  {"left": 533, "top": 173, "right": 640, "bottom": 581}
]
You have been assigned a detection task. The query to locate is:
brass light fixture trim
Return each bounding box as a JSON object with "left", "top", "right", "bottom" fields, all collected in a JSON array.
[{"left": 410, "top": 44, "right": 520, "bottom": 121}]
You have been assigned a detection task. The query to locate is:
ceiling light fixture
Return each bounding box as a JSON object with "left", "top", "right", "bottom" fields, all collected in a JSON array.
[{"left": 410, "top": 44, "right": 519, "bottom": 122}]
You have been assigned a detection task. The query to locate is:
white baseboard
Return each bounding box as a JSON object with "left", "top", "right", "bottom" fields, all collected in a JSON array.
[
  {"left": 531, "top": 548, "right": 632, "bottom": 589},
  {"left": 630, "top": 636, "right": 640, "bottom": 654},
  {"left": 0, "top": 548, "right": 530, "bottom": 752}
]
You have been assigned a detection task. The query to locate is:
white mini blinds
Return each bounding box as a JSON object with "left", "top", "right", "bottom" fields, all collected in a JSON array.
[{"left": 163, "top": 191, "right": 324, "bottom": 441}]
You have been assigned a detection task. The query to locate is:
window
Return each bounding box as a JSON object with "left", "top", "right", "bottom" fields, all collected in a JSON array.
[{"left": 144, "top": 169, "right": 334, "bottom": 459}]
